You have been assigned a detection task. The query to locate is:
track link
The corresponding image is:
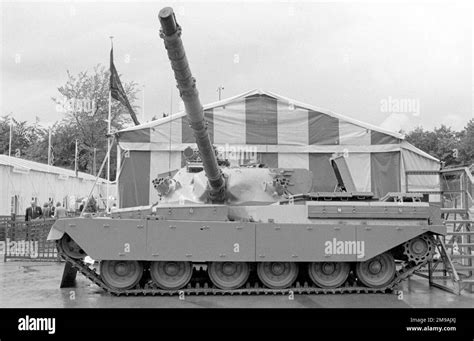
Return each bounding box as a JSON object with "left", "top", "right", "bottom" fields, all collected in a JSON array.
[{"left": 57, "top": 241, "right": 427, "bottom": 296}]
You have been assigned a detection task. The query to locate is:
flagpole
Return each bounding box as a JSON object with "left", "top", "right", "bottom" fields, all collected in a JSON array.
[
  {"left": 8, "top": 116, "right": 12, "bottom": 157},
  {"left": 107, "top": 36, "right": 114, "bottom": 213},
  {"left": 93, "top": 147, "right": 97, "bottom": 175},
  {"left": 107, "top": 90, "right": 111, "bottom": 212},
  {"left": 48, "top": 128, "right": 52, "bottom": 165}
]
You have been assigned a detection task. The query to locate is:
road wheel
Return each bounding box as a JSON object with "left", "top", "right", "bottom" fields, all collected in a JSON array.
[
  {"left": 308, "top": 262, "right": 350, "bottom": 288},
  {"left": 100, "top": 260, "right": 143, "bottom": 290},
  {"left": 150, "top": 261, "right": 193, "bottom": 290},
  {"left": 208, "top": 262, "right": 250, "bottom": 290},
  {"left": 355, "top": 253, "right": 396, "bottom": 288},
  {"left": 257, "top": 262, "right": 298, "bottom": 289}
]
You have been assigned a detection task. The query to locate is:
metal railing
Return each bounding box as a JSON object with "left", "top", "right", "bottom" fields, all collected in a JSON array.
[
  {"left": 0, "top": 215, "right": 10, "bottom": 242},
  {"left": 2, "top": 219, "right": 60, "bottom": 262},
  {"left": 404, "top": 167, "right": 472, "bottom": 212}
]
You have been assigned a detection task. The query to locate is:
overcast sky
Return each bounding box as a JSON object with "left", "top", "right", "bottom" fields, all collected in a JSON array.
[{"left": 1, "top": 0, "right": 472, "bottom": 132}]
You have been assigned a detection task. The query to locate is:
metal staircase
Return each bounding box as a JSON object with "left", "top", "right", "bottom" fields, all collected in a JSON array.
[
  {"left": 408, "top": 167, "right": 473, "bottom": 294},
  {"left": 426, "top": 234, "right": 461, "bottom": 294},
  {"left": 427, "top": 208, "right": 473, "bottom": 294}
]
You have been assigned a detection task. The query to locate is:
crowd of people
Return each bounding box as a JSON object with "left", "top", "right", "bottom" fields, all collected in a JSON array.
[
  {"left": 23, "top": 197, "right": 101, "bottom": 222},
  {"left": 24, "top": 200, "right": 67, "bottom": 221}
]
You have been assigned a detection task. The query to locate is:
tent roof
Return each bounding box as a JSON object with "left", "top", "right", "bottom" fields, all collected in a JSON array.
[
  {"left": 117, "top": 88, "right": 404, "bottom": 140},
  {"left": 0, "top": 155, "right": 109, "bottom": 182}
]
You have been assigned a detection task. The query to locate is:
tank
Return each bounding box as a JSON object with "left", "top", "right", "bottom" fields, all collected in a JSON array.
[{"left": 48, "top": 7, "right": 446, "bottom": 295}]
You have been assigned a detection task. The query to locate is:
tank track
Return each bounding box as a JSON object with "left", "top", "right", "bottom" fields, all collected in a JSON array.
[{"left": 57, "top": 241, "right": 427, "bottom": 296}]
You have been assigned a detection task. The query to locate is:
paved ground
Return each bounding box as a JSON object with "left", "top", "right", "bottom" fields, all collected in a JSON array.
[{"left": 0, "top": 261, "right": 473, "bottom": 308}]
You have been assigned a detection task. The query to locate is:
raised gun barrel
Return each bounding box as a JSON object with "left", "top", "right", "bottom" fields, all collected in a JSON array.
[{"left": 158, "top": 7, "right": 225, "bottom": 202}]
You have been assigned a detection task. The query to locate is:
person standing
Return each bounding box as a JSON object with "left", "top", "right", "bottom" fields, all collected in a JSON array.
[
  {"left": 25, "top": 201, "right": 42, "bottom": 221},
  {"left": 79, "top": 200, "right": 85, "bottom": 213},
  {"left": 53, "top": 202, "right": 67, "bottom": 219},
  {"left": 42, "top": 202, "right": 51, "bottom": 219},
  {"left": 49, "top": 201, "right": 55, "bottom": 217}
]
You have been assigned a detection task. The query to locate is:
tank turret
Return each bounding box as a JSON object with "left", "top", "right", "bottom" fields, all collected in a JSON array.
[{"left": 159, "top": 7, "right": 226, "bottom": 202}]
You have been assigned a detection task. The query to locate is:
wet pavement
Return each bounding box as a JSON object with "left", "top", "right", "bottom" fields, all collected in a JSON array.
[{"left": 0, "top": 261, "right": 473, "bottom": 308}]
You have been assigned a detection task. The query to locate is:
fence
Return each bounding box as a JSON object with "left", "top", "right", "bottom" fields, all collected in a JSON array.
[
  {"left": 2, "top": 219, "right": 60, "bottom": 261},
  {"left": 0, "top": 215, "right": 9, "bottom": 242}
]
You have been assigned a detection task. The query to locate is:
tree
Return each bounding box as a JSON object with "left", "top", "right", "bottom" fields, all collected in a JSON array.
[
  {"left": 22, "top": 122, "right": 77, "bottom": 169},
  {"left": 405, "top": 123, "right": 473, "bottom": 167},
  {"left": 0, "top": 116, "right": 41, "bottom": 157},
  {"left": 2, "top": 65, "right": 140, "bottom": 180},
  {"left": 0, "top": 116, "right": 12, "bottom": 154},
  {"left": 51, "top": 64, "right": 140, "bottom": 179},
  {"left": 431, "top": 125, "right": 461, "bottom": 166},
  {"left": 459, "top": 119, "right": 474, "bottom": 165}
]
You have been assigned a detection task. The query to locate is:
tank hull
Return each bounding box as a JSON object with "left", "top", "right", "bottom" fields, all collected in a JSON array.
[
  {"left": 49, "top": 200, "right": 445, "bottom": 293},
  {"left": 48, "top": 202, "right": 444, "bottom": 262}
]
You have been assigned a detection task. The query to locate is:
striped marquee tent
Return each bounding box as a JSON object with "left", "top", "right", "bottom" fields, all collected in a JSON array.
[{"left": 115, "top": 89, "right": 440, "bottom": 208}]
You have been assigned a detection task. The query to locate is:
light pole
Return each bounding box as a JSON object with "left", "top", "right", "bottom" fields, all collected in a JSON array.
[
  {"left": 142, "top": 84, "right": 145, "bottom": 123},
  {"left": 217, "top": 86, "right": 224, "bottom": 101},
  {"left": 8, "top": 114, "right": 13, "bottom": 157}
]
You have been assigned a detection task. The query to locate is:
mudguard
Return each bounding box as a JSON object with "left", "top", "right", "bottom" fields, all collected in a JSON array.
[{"left": 47, "top": 219, "right": 66, "bottom": 241}]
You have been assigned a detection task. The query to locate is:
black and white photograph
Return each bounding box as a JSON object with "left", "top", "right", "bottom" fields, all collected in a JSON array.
[{"left": 0, "top": 0, "right": 473, "bottom": 337}]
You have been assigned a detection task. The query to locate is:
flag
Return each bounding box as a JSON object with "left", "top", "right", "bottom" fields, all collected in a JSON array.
[{"left": 110, "top": 47, "right": 140, "bottom": 125}]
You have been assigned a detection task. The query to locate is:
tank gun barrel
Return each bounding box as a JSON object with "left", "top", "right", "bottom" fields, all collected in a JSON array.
[{"left": 158, "top": 7, "right": 225, "bottom": 202}]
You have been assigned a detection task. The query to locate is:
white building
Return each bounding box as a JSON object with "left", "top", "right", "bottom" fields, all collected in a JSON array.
[{"left": 0, "top": 155, "right": 115, "bottom": 216}]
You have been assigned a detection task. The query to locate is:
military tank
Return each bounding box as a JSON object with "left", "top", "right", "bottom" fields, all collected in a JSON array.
[{"left": 48, "top": 7, "right": 445, "bottom": 295}]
